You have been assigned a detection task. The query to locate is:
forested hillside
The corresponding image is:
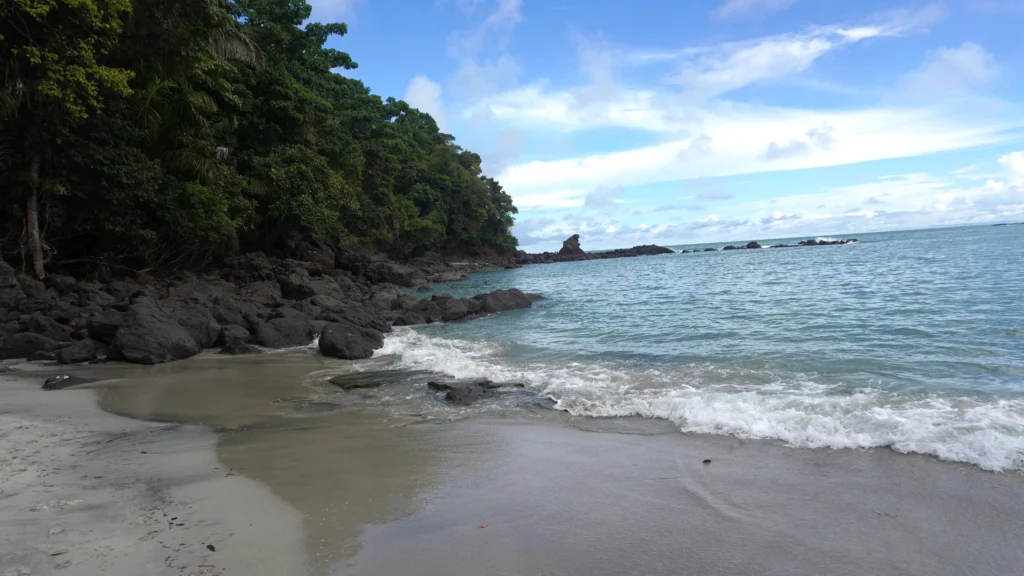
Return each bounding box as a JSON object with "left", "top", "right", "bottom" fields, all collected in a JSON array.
[{"left": 0, "top": 0, "right": 518, "bottom": 280}]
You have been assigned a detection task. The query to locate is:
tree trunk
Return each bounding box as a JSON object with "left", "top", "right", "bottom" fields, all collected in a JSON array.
[{"left": 26, "top": 153, "right": 44, "bottom": 279}]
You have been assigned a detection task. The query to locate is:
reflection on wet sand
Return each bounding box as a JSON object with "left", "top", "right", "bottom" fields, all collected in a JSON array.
[{"left": 90, "top": 351, "right": 466, "bottom": 573}]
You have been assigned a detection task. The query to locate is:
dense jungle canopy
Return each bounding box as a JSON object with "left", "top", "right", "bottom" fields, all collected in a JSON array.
[{"left": 0, "top": 0, "right": 519, "bottom": 278}]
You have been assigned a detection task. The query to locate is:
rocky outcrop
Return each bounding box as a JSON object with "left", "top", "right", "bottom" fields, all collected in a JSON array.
[
  {"left": 318, "top": 322, "right": 384, "bottom": 360},
  {"left": 559, "top": 234, "right": 585, "bottom": 257},
  {"left": 427, "top": 379, "right": 527, "bottom": 406},
  {"left": 515, "top": 235, "right": 674, "bottom": 265}
]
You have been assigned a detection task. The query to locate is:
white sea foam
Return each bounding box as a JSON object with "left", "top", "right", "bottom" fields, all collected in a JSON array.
[{"left": 375, "top": 328, "right": 1024, "bottom": 472}]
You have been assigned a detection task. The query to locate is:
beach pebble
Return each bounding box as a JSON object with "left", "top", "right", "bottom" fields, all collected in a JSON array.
[{"left": 703, "top": 459, "right": 712, "bottom": 465}]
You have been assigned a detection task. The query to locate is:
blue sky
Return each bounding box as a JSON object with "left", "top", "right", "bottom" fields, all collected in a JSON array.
[{"left": 308, "top": 0, "right": 1024, "bottom": 251}]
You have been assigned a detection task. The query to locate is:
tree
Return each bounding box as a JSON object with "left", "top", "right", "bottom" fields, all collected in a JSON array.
[{"left": 1, "top": 0, "right": 135, "bottom": 278}]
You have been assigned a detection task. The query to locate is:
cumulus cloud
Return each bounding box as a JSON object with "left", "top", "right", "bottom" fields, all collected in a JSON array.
[
  {"left": 999, "top": 151, "right": 1024, "bottom": 186},
  {"left": 713, "top": 0, "right": 799, "bottom": 19},
  {"left": 901, "top": 42, "right": 999, "bottom": 96},
  {"left": 404, "top": 76, "right": 449, "bottom": 132},
  {"left": 761, "top": 124, "right": 836, "bottom": 161}
]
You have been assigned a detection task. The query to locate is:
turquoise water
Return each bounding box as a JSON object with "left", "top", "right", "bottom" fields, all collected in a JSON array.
[{"left": 374, "top": 225, "right": 1024, "bottom": 470}]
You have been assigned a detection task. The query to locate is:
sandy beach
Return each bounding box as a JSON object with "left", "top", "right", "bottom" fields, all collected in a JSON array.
[
  {"left": 2, "top": 352, "right": 1024, "bottom": 576},
  {"left": 0, "top": 370, "right": 307, "bottom": 576}
]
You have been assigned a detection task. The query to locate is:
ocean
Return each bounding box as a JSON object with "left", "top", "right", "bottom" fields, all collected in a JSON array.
[{"left": 369, "top": 225, "right": 1024, "bottom": 471}]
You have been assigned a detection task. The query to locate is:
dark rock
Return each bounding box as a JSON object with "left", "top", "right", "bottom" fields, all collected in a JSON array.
[
  {"left": 0, "top": 260, "right": 26, "bottom": 306},
  {"left": 318, "top": 322, "right": 384, "bottom": 360},
  {"left": 416, "top": 285, "right": 431, "bottom": 292},
  {"left": 392, "top": 293, "right": 420, "bottom": 311},
  {"left": 159, "top": 296, "right": 219, "bottom": 349},
  {"left": 318, "top": 303, "right": 389, "bottom": 333},
  {"left": 254, "top": 308, "right": 314, "bottom": 348},
  {"left": 71, "top": 328, "right": 89, "bottom": 341},
  {"left": 438, "top": 298, "right": 468, "bottom": 322},
  {"left": 212, "top": 296, "right": 267, "bottom": 333},
  {"left": 219, "top": 341, "right": 263, "bottom": 355},
  {"left": 559, "top": 234, "right": 586, "bottom": 257},
  {"left": 240, "top": 280, "right": 281, "bottom": 307},
  {"left": 722, "top": 245, "right": 738, "bottom": 251},
  {"left": 370, "top": 283, "right": 401, "bottom": 310},
  {"left": 112, "top": 297, "right": 201, "bottom": 364},
  {"left": 87, "top": 309, "right": 124, "bottom": 344},
  {"left": 42, "top": 375, "right": 99, "bottom": 391},
  {"left": 745, "top": 242, "right": 762, "bottom": 249},
  {"left": 218, "top": 324, "right": 251, "bottom": 347},
  {"left": 57, "top": 338, "right": 104, "bottom": 364},
  {"left": 703, "top": 459, "right": 712, "bottom": 465},
  {"left": 427, "top": 270, "right": 468, "bottom": 283},
  {"left": 0, "top": 333, "right": 60, "bottom": 360},
  {"left": 704, "top": 248, "right": 717, "bottom": 252},
  {"left": 804, "top": 239, "right": 819, "bottom": 246},
  {"left": 431, "top": 292, "right": 453, "bottom": 301},
  {"left": 277, "top": 268, "right": 319, "bottom": 300},
  {"left": 474, "top": 288, "right": 533, "bottom": 314},
  {"left": 44, "top": 275, "right": 78, "bottom": 295},
  {"left": 293, "top": 240, "right": 336, "bottom": 272},
  {"left": 28, "top": 351, "right": 57, "bottom": 362},
  {"left": 20, "top": 312, "right": 73, "bottom": 341},
  {"left": 1, "top": 320, "right": 21, "bottom": 337},
  {"left": 525, "top": 293, "right": 544, "bottom": 302},
  {"left": 392, "top": 312, "right": 426, "bottom": 326},
  {"left": 328, "top": 374, "right": 384, "bottom": 390},
  {"left": 429, "top": 379, "right": 526, "bottom": 405}
]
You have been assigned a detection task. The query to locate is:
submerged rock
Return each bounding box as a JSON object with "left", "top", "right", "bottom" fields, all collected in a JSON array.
[
  {"left": 42, "top": 375, "right": 99, "bottom": 391},
  {"left": 328, "top": 374, "right": 385, "bottom": 390}
]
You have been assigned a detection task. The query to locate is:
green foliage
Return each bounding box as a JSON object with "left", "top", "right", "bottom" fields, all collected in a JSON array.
[{"left": 0, "top": 0, "right": 518, "bottom": 272}]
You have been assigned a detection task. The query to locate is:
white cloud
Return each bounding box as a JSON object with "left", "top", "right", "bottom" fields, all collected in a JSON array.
[
  {"left": 714, "top": 0, "right": 800, "bottom": 19},
  {"left": 306, "top": 0, "right": 364, "bottom": 22},
  {"left": 999, "top": 151, "right": 1024, "bottom": 186},
  {"left": 901, "top": 42, "right": 999, "bottom": 96},
  {"left": 447, "top": 0, "right": 523, "bottom": 56},
  {"left": 404, "top": 76, "right": 449, "bottom": 132},
  {"left": 449, "top": 56, "right": 522, "bottom": 101},
  {"left": 585, "top": 186, "right": 626, "bottom": 207},
  {"left": 496, "top": 105, "right": 1021, "bottom": 204}
]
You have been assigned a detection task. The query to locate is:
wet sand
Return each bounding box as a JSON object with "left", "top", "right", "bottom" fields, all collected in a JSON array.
[{"left": 5, "top": 352, "right": 1024, "bottom": 575}]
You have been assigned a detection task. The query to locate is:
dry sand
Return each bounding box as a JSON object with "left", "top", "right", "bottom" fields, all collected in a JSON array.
[{"left": 0, "top": 372, "right": 307, "bottom": 576}]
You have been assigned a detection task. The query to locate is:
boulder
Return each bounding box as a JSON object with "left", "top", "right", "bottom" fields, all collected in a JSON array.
[
  {"left": 318, "top": 322, "right": 384, "bottom": 360},
  {"left": 392, "top": 293, "right": 420, "bottom": 311},
  {"left": 474, "top": 288, "right": 533, "bottom": 314},
  {"left": 217, "top": 324, "right": 251, "bottom": 347},
  {"left": 57, "top": 338, "right": 104, "bottom": 364},
  {"left": 318, "top": 303, "right": 389, "bottom": 333},
  {"left": 745, "top": 242, "right": 762, "bottom": 249},
  {"left": 44, "top": 274, "right": 78, "bottom": 295},
  {"left": 112, "top": 297, "right": 201, "bottom": 364},
  {"left": 212, "top": 296, "right": 267, "bottom": 333},
  {"left": 392, "top": 311, "right": 426, "bottom": 326},
  {"left": 240, "top": 280, "right": 281, "bottom": 307},
  {"left": 254, "top": 308, "right": 315, "bottom": 349},
  {"left": 438, "top": 298, "right": 469, "bottom": 322},
  {"left": 0, "top": 332, "right": 61, "bottom": 360},
  {"left": 370, "top": 283, "right": 401, "bottom": 310},
  {"left": 20, "top": 312, "right": 73, "bottom": 342},
  {"left": 87, "top": 309, "right": 124, "bottom": 344},
  {"left": 431, "top": 292, "right": 453, "bottom": 301},
  {"left": 1, "top": 320, "right": 19, "bottom": 337},
  {"left": 0, "top": 260, "right": 26, "bottom": 307},
  {"left": 277, "top": 269, "right": 318, "bottom": 300},
  {"left": 159, "top": 296, "right": 220, "bottom": 349}
]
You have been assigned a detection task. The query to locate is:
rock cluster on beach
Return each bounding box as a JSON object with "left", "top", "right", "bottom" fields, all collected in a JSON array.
[
  {"left": 0, "top": 248, "right": 542, "bottom": 366},
  {"left": 0, "top": 234, "right": 679, "bottom": 367}
]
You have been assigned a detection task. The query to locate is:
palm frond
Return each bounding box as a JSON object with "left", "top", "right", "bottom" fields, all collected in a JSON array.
[
  {"left": 164, "top": 147, "right": 224, "bottom": 182},
  {"left": 210, "top": 28, "right": 264, "bottom": 69}
]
